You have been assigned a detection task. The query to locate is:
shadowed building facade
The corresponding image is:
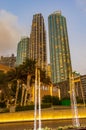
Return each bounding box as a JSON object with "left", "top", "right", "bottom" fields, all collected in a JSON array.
[
  {"left": 80, "top": 75, "right": 86, "bottom": 102},
  {"left": 30, "top": 13, "right": 47, "bottom": 70},
  {"left": 48, "top": 11, "right": 72, "bottom": 98}
]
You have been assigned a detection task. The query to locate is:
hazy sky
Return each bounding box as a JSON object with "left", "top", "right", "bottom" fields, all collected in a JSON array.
[{"left": 0, "top": 0, "right": 86, "bottom": 75}]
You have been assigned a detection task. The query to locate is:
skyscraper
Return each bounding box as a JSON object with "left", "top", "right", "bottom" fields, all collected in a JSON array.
[
  {"left": 48, "top": 11, "right": 72, "bottom": 84},
  {"left": 16, "top": 37, "right": 30, "bottom": 66},
  {"left": 30, "top": 13, "right": 47, "bottom": 70}
]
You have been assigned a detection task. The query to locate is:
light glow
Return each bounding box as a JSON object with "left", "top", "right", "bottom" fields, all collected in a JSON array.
[{"left": 0, "top": 108, "right": 85, "bottom": 123}]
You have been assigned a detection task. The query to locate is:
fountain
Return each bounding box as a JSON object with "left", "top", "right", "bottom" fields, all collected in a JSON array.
[
  {"left": 34, "top": 66, "right": 41, "bottom": 130},
  {"left": 38, "top": 68, "right": 41, "bottom": 130},
  {"left": 70, "top": 74, "right": 80, "bottom": 127},
  {"left": 33, "top": 70, "right": 81, "bottom": 129},
  {"left": 34, "top": 66, "right": 38, "bottom": 130}
]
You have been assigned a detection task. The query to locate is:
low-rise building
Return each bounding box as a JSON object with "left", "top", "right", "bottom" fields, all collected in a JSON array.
[{"left": 0, "top": 54, "right": 16, "bottom": 67}]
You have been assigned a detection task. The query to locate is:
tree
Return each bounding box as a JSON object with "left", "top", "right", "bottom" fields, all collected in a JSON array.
[
  {"left": 20, "top": 59, "right": 36, "bottom": 106},
  {"left": 40, "top": 70, "right": 51, "bottom": 86},
  {"left": 5, "top": 58, "right": 52, "bottom": 106},
  {"left": 6, "top": 59, "right": 36, "bottom": 106},
  {"left": 0, "top": 71, "right": 6, "bottom": 84}
]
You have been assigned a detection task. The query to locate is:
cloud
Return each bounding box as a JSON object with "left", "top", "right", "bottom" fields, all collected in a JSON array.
[
  {"left": 76, "top": 0, "right": 86, "bottom": 12},
  {"left": 0, "top": 10, "right": 24, "bottom": 56}
]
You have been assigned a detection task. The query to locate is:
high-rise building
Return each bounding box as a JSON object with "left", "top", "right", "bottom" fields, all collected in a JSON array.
[
  {"left": 48, "top": 11, "right": 72, "bottom": 84},
  {"left": 47, "top": 64, "right": 51, "bottom": 80},
  {"left": 16, "top": 37, "right": 30, "bottom": 66},
  {"left": 30, "top": 13, "right": 47, "bottom": 70}
]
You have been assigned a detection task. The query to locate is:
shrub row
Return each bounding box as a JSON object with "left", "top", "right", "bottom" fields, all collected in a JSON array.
[
  {"left": 15, "top": 103, "right": 51, "bottom": 112},
  {"left": 16, "top": 104, "right": 34, "bottom": 111},
  {"left": 0, "top": 108, "right": 9, "bottom": 113}
]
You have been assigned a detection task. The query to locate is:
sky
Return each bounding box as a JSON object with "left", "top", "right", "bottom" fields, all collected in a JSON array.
[{"left": 0, "top": 0, "right": 86, "bottom": 75}]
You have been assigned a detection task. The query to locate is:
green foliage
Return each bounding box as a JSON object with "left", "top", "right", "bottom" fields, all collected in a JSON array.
[
  {"left": 76, "top": 97, "right": 83, "bottom": 104},
  {"left": 16, "top": 103, "right": 51, "bottom": 112},
  {"left": 15, "top": 105, "right": 34, "bottom": 111},
  {"left": 41, "top": 103, "right": 51, "bottom": 108},
  {"left": 6, "top": 58, "right": 51, "bottom": 86},
  {"left": 61, "top": 99, "right": 71, "bottom": 106},
  {"left": 40, "top": 70, "right": 51, "bottom": 85},
  {"left": 57, "top": 127, "right": 63, "bottom": 130},
  {"left": 5, "top": 59, "right": 36, "bottom": 105},
  {"left": 62, "top": 97, "right": 70, "bottom": 100},
  {"left": 4, "top": 59, "right": 51, "bottom": 106},
  {"left": 17, "top": 86, "right": 22, "bottom": 103},
  {"left": 42, "top": 95, "right": 60, "bottom": 105},
  {"left": 0, "top": 71, "right": 7, "bottom": 84},
  {"left": 52, "top": 96, "right": 60, "bottom": 105},
  {"left": 6, "top": 59, "right": 36, "bottom": 85},
  {"left": 0, "top": 108, "right": 9, "bottom": 113},
  {"left": 0, "top": 101, "right": 6, "bottom": 108},
  {"left": 10, "top": 82, "right": 17, "bottom": 97},
  {"left": 42, "top": 95, "right": 52, "bottom": 103}
]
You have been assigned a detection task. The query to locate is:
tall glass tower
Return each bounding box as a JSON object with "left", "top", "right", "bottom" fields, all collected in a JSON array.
[
  {"left": 48, "top": 11, "right": 72, "bottom": 84},
  {"left": 16, "top": 37, "right": 30, "bottom": 66},
  {"left": 30, "top": 13, "right": 47, "bottom": 70}
]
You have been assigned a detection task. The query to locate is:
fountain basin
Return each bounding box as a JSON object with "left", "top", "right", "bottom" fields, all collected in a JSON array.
[{"left": 0, "top": 107, "right": 85, "bottom": 123}]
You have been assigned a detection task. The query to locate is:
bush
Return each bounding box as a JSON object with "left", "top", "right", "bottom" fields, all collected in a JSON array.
[
  {"left": 16, "top": 103, "right": 51, "bottom": 112},
  {"left": 61, "top": 99, "right": 71, "bottom": 106},
  {"left": 41, "top": 103, "right": 51, "bottom": 109},
  {"left": 77, "top": 98, "right": 83, "bottom": 104},
  {"left": 42, "top": 95, "right": 52, "bottom": 103},
  {"left": 16, "top": 104, "right": 34, "bottom": 111},
  {"left": 42, "top": 95, "right": 60, "bottom": 105},
  {"left": 0, "top": 108, "right": 9, "bottom": 113},
  {"left": 0, "top": 101, "right": 6, "bottom": 108},
  {"left": 52, "top": 96, "right": 60, "bottom": 105}
]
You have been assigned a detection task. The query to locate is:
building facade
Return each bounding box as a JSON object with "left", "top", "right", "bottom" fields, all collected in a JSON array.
[
  {"left": 48, "top": 11, "right": 72, "bottom": 99},
  {"left": 30, "top": 13, "right": 47, "bottom": 70},
  {"left": 46, "top": 64, "right": 51, "bottom": 80},
  {"left": 0, "top": 54, "right": 16, "bottom": 67},
  {"left": 80, "top": 75, "right": 86, "bottom": 102},
  {"left": 48, "top": 11, "right": 72, "bottom": 84},
  {"left": 16, "top": 37, "right": 30, "bottom": 66},
  {"left": 72, "top": 72, "right": 86, "bottom": 103}
]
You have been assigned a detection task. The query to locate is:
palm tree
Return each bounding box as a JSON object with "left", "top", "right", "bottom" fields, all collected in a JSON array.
[
  {"left": 6, "top": 59, "right": 36, "bottom": 106},
  {"left": 6, "top": 68, "right": 18, "bottom": 105},
  {"left": 21, "top": 59, "right": 36, "bottom": 105},
  {"left": 40, "top": 70, "right": 51, "bottom": 85},
  {"left": 6, "top": 58, "right": 51, "bottom": 107}
]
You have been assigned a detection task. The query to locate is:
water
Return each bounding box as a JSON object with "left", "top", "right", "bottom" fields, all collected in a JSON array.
[
  {"left": 34, "top": 67, "right": 37, "bottom": 130},
  {"left": 34, "top": 67, "right": 41, "bottom": 130},
  {"left": 0, "top": 119, "right": 86, "bottom": 130},
  {"left": 38, "top": 69, "right": 41, "bottom": 130},
  {"left": 70, "top": 75, "right": 80, "bottom": 127}
]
